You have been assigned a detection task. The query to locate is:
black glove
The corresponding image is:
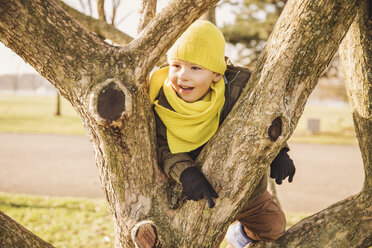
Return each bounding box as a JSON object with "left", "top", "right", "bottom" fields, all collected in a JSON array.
[
  {"left": 179, "top": 166, "right": 219, "bottom": 208},
  {"left": 270, "top": 147, "right": 296, "bottom": 185}
]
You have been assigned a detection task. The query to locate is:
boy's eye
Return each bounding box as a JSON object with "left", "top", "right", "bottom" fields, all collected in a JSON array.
[
  {"left": 171, "top": 64, "right": 181, "bottom": 69},
  {"left": 191, "top": 66, "right": 202, "bottom": 70}
]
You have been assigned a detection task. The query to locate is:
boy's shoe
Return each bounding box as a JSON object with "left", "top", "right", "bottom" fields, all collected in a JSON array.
[{"left": 225, "top": 222, "right": 252, "bottom": 248}]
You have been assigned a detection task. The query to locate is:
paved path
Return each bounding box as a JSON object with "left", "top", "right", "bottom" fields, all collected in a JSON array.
[{"left": 0, "top": 132, "right": 365, "bottom": 214}]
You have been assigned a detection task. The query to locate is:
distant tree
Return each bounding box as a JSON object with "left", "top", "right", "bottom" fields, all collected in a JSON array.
[{"left": 221, "top": 0, "right": 286, "bottom": 67}]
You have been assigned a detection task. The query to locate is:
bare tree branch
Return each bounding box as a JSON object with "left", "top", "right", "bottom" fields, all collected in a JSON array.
[
  {"left": 87, "top": 0, "right": 93, "bottom": 16},
  {"left": 78, "top": 0, "right": 86, "bottom": 13},
  {"left": 56, "top": 0, "right": 133, "bottom": 45},
  {"left": 0, "top": 211, "right": 56, "bottom": 248},
  {"left": 111, "top": 0, "right": 122, "bottom": 25},
  {"left": 115, "top": 10, "right": 134, "bottom": 26},
  {"left": 97, "top": 0, "right": 106, "bottom": 22},
  {"left": 200, "top": 6, "right": 216, "bottom": 24},
  {"left": 137, "top": 0, "right": 157, "bottom": 34}
]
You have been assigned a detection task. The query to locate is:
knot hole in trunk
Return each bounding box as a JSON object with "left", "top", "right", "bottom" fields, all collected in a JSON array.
[
  {"left": 97, "top": 83, "right": 125, "bottom": 121},
  {"left": 268, "top": 117, "right": 282, "bottom": 141},
  {"left": 90, "top": 79, "right": 132, "bottom": 124},
  {"left": 132, "top": 221, "right": 159, "bottom": 248}
]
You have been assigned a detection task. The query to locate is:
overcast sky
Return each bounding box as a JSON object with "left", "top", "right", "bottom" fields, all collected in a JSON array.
[{"left": 0, "top": 1, "right": 235, "bottom": 75}]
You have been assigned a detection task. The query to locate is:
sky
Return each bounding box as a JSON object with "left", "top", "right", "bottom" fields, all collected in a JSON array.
[{"left": 0, "top": 1, "right": 235, "bottom": 75}]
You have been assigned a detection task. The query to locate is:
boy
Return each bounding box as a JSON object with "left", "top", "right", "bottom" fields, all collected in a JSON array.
[{"left": 149, "top": 20, "right": 295, "bottom": 247}]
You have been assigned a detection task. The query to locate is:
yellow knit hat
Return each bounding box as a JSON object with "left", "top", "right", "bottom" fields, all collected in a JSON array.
[{"left": 168, "top": 20, "right": 226, "bottom": 75}]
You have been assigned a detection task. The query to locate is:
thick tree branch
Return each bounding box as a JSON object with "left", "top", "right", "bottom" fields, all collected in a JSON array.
[
  {"left": 254, "top": 193, "right": 372, "bottom": 247},
  {"left": 339, "top": 0, "right": 372, "bottom": 196},
  {"left": 55, "top": 0, "right": 133, "bottom": 45},
  {"left": 138, "top": 0, "right": 157, "bottom": 34},
  {"left": 0, "top": 211, "right": 56, "bottom": 248}
]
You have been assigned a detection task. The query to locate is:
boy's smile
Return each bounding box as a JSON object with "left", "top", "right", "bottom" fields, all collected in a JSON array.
[{"left": 169, "top": 60, "right": 222, "bottom": 103}]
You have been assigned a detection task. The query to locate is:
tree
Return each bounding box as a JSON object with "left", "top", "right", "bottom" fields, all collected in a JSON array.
[
  {"left": 221, "top": 0, "right": 286, "bottom": 67},
  {"left": 0, "top": 0, "right": 370, "bottom": 248}
]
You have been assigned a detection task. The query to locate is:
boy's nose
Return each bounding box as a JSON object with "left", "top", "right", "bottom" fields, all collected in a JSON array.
[{"left": 178, "top": 67, "right": 190, "bottom": 81}]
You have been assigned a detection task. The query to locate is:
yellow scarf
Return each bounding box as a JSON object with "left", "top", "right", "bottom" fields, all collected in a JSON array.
[{"left": 149, "top": 67, "right": 225, "bottom": 153}]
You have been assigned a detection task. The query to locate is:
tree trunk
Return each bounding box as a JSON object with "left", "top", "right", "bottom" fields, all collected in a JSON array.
[
  {"left": 0, "top": 0, "right": 367, "bottom": 247},
  {"left": 55, "top": 93, "right": 61, "bottom": 116}
]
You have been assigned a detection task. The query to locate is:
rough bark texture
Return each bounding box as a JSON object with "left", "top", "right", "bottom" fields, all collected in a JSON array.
[
  {"left": 0, "top": 0, "right": 368, "bottom": 247},
  {"left": 0, "top": 211, "right": 55, "bottom": 248}
]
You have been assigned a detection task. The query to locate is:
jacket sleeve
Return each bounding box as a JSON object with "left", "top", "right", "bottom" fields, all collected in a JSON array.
[{"left": 155, "top": 112, "right": 193, "bottom": 183}]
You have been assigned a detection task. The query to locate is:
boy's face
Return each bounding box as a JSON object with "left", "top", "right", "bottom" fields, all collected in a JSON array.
[{"left": 168, "top": 60, "right": 222, "bottom": 103}]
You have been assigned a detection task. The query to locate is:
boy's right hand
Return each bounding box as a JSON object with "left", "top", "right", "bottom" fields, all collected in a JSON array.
[{"left": 179, "top": 166, "right": 219, "bottom": 208}]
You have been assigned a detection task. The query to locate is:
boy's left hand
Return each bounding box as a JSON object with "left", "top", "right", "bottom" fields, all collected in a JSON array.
[
  {"left": 179, "top": 166, "right": 219, "bottom": 208},
  {"left": 270, "top": 148, "right": 296, "bottom": 185}
]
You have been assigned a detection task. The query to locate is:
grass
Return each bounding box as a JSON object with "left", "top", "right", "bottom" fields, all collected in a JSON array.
[
  {"left": 289, "top": 104, "right": 357, "bottom": 145},
  {"left": 0, "top": 94, "right": 358, "bottom": 145},
  {"left": 0, "top": 192, "right": 114, "bottom": 248},
  {"left": 0, "top": 191, "right": 308, "bottom": 248}
]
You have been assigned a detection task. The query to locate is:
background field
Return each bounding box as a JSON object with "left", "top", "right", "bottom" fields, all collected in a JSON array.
[
  {"left": 0, "top": 94, "right": 358, "bottom": 144},
  {"left": 0, "top": 94, "right": 84, "bottom": 135}
]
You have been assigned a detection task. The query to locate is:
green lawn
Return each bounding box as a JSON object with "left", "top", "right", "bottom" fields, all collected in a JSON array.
[
  {"left": 0, "top": 192, "right": 114, "bottom": 248},
  {"left": 289, "top": 104, "right": 358, "bottom": 145},
  {"left": 0, "top": 94, "right": 85, "bottom": 135},
  {"left": 0, "top": 191, "right": 307, "bottom": 248}
]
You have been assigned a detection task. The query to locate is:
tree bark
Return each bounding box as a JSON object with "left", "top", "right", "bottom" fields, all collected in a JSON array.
[
  {"left": 0, "top": 211, "right": 55, "bottom": 248},
  {"left": 0, "top": 0, "right": 367, "bottom": 247}
]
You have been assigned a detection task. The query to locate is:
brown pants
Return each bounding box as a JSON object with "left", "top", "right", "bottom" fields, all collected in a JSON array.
[{"left": 237, "top": 190, "right": 286, "bottom": 241}]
